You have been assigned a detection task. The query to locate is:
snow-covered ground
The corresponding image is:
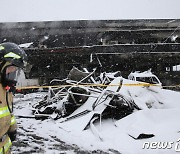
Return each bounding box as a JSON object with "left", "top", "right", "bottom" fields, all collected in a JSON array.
[{"left": 12, "top": 79, "right": 180, "bottom": 154}]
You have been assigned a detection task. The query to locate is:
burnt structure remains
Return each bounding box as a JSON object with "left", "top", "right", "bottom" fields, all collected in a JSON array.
[{"left": 0, "top": 19, "right": 179, "bottom": 86}]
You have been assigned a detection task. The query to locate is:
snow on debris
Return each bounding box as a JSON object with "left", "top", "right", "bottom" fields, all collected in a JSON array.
[
  {"left": 12, "top": 75, "right": 180, "bottom": 154},
  {"left": 19, "top": 42, "right": 33, "bottom": 48}
]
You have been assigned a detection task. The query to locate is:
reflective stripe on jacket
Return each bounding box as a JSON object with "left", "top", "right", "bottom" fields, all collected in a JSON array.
[
  {"left": 10, "top": 115, "right": 16, "bottom": 126},
  {"left": 0, "top": 136, "right": 12, "bottom": 154},
  {"left": 0, "top": 107, "right": 10, "bottom": 119}
]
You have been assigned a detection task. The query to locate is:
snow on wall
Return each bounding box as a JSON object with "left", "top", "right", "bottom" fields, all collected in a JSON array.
[{"left": 16, "top": 70, "right": 39, "bottom": 87}]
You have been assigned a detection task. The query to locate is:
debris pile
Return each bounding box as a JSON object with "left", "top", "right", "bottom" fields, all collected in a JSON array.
[
  {"left": 32, "top": 67, "right": 138, "bottom": 121},
  {"left": 31, "top": 67, "right": 178, "bottom": 140}
]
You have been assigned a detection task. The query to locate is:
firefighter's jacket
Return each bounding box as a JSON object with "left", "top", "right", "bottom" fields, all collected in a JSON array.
[{"left": 0, "top": 83, "right": 17, "bottom": 154}]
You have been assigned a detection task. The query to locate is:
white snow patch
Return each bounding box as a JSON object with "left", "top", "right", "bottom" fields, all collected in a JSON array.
[{"left": 19, "top": 42, "right": 33, "bottom": 48}]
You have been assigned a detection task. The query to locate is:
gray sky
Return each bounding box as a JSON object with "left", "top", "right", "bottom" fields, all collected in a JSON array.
[{"left": 0, "top": 0, "right": 180, "bottom": 22}]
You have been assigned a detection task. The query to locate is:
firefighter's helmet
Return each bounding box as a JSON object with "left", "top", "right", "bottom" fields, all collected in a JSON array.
[{"left": 0, "top": 42, "right": 28, "bottom": 87}]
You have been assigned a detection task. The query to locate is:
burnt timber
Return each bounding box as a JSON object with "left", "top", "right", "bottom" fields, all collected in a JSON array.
[{"left": 0, "top": 19, "right": 180, "bottom": 86}]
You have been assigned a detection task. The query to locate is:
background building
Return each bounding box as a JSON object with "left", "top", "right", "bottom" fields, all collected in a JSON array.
[{"left": 0, "top": 19, "right": 179, "bottom": 86}]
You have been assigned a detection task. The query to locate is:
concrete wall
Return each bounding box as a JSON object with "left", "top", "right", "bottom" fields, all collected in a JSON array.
[{"left": 16, "top": 70, "right": 39, "bottom": 87}]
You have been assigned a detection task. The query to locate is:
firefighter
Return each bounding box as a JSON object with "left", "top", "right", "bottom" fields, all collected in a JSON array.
[{"left": 0, "top": 42, "right": 27, "bottom": 153}]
